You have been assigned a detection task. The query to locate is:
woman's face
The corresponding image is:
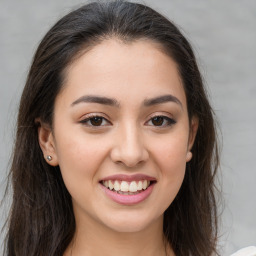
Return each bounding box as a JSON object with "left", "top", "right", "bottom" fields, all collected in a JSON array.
[{"left": 39, "top": 39, "right": 197, "bottom": 233}]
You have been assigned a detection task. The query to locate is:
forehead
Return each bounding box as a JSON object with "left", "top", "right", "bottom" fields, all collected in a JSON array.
[{"left": 59, "top": 38, "right": 186, "bottom": 108}]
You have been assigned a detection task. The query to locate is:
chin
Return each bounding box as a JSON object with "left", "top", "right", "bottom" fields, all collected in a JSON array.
[
  {"left": 108, "top": 222, "right": 147, "bottom": 233},
  {"left": 101, "top": 211, "right": 162, "bottom": 233}
]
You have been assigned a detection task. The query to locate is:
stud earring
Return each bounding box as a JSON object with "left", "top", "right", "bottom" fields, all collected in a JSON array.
[{"left": 46, "top": 155, "right": 52, "bottom": 161}]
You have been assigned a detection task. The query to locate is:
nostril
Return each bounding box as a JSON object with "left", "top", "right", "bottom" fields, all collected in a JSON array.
[{"left": 114, "top": 159, "right": 145, "bottom": 168}]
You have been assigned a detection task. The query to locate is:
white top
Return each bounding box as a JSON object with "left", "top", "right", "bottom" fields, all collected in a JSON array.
[{"left": 231, "top": 247, "right": 256, "bottom": 256}]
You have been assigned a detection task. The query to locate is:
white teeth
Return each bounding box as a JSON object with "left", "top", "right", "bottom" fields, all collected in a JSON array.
[
  {"left": 137, "top": 181, "right": 142, "bottom": 190},
  {"left": 102, "top": 179, "right": 152, "bottom": 192},
  {"left": 103, "top": 180, "right": 109, "bottom": 187},
  {"left": 129, "top": 181, "right": 138, "bottom": 192},
  {"left": 142, "top": 180, "right": 148, "bottom": 190},
  {"left": 114, "top": 180, "right": 120, "bottom": 191},
  {"left": 120, "top": 181, "right": 129, "bottom": 192},
  {"left": 108, "top": 180, "right": 114, "bottom": 190}
]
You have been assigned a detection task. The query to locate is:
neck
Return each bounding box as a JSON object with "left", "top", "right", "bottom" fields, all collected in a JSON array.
[{"left": 65, "top": 213, "right": 174, "bottom": 256}]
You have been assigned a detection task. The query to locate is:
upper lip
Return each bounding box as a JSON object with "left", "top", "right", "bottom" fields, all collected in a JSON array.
[{"left": 100, "top": 174, "right": 156, "bottom": 182}]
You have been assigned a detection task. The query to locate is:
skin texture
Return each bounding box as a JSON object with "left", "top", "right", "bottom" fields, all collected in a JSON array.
[{"left": 38, "top": 39, "right": 198, "bottom": 256}]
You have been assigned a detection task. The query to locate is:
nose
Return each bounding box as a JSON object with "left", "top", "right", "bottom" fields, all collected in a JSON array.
[{"left": 110, "top": 123, "right": 149, "bottom": 168}]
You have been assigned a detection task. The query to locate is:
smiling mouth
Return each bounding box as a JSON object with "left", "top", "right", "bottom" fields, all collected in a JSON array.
[{"left": 100, "top": 180, "right": 156, "bottom": 195}]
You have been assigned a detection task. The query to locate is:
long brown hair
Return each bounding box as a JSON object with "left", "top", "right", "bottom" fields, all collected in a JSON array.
[{"left": 4, "top": 1, "right": 220, "bottom": 255}]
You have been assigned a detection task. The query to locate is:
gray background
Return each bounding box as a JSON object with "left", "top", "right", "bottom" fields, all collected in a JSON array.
[{"left": 0, "top": 0, "right": 255, "bottom": 255}]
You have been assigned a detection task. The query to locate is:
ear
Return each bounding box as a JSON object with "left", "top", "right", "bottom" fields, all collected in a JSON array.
[
  {"left": 186, "top": 116, "right": 199, "bottom": 162},
  {"left": 36, "top": 118, "right": 59, "bottom": 166}
]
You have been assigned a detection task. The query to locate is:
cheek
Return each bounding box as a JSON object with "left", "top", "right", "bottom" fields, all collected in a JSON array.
[
  {"left": 152, "top": 130, "right": 188, "bottom": 171},
  {"left": 149, "top": 132, "right": 188, "bottom": 206},
  {"left": 54, "top": 130, "right": 109, "bottom": 191},
  {"left": 158, "top": 141, "right": 187, "bottom": 187}
]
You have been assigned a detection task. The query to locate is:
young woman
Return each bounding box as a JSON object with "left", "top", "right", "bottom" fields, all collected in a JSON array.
[{"left": 4, "top": 1, "right": 222, "bottom": 255}]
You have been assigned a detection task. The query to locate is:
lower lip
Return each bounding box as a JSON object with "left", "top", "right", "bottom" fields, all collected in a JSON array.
[{"left": 100, "top": 183, "right": 155, "bottom": 205}]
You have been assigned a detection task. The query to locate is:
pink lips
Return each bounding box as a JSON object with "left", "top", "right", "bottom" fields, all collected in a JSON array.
[{"left": 99, "top": 174, "right": 156, "bottom": 205}]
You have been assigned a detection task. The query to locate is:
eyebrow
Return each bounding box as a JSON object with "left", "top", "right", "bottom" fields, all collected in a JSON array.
[
  {"left": 71, "top": 94, "right": 182, "bottom": 108},
  {"left": 143, "top": 94, "right": 183, "bottom": 108},
  {"left": 71, "top": 95, "right": 120, "bottom": 107}
]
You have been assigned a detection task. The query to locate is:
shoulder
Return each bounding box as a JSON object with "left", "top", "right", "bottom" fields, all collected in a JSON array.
[{"left": 231, "top": 246, "right": 256, "bottom": 256}]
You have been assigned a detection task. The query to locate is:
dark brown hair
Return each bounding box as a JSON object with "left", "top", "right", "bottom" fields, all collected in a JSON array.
[{"left": 4, "top": 1, "right": 220, "bottom": 255}]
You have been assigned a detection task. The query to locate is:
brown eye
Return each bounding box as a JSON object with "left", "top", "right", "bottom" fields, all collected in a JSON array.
[
  {"left": 146, "top": 115, "right": 176, "bottom": 127},
  {"left": 152, "top": 116, "right": 164, "bottom": 126},
  {"left": 80, "top": 115, "right": 110, "bottom": 127},
  {"left": 90, "top": 116, "right": 103, "bottom": 126}
]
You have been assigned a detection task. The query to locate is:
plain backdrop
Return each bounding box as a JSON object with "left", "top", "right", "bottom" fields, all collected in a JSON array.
[{"left": 0, "top": 0, "right": 255, "bottom": 255}]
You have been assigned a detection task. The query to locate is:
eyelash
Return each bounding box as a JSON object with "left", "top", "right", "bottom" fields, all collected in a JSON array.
[
  {"left": 79, "top": 114, "right": 176, "bottom": 128},
  {"left": 146, "top": 115, "right": 176, "bottom": 127},
  {"left": 79, "top": 114, "right": 111, "bottom": 127}
]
